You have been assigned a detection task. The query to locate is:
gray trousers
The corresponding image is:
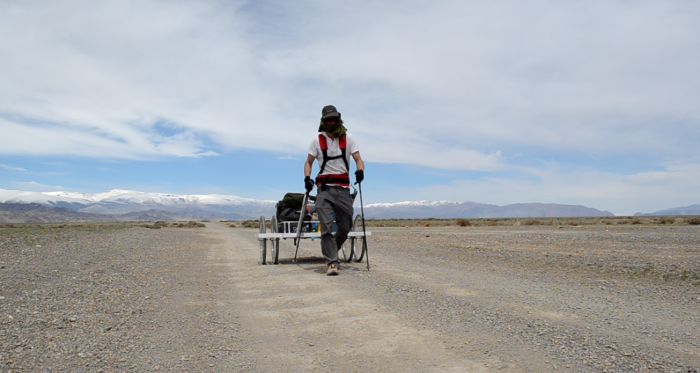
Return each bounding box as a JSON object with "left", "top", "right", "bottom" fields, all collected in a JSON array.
[{"left": 316, "top": 187, "right": 353, "bottom": 264}]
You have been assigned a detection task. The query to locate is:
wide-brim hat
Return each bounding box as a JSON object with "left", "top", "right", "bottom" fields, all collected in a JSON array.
[{"left": 321, "top": 105, "right": 341, "bottom": 120}]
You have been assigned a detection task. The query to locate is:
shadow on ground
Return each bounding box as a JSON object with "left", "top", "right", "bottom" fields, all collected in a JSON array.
[{"left": 275, "top": 256, "right": 366, "bottom": 274}]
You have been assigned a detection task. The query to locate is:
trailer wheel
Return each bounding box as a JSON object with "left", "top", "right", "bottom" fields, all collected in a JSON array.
[
  {"left": 271, "top": 215, "right": 279, "bottom": 234},
  {"left": 351, "top": 214, "right": 365, "bottom": 262},
  {"left": 272, "top": 239, "right": 280, "bottom": 264},
  {"left": 258, "top": 216, "right": 267, "bottom": 265},
  {"left": 340, "top": 241, "right": 352, "bottom": 262},
  {"left": 269, "top": 215, "right": 279, "bottom": 265}
]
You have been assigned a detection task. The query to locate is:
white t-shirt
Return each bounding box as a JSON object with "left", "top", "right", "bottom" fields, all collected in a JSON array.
[{"left": 308, "top": 132, "right": 359, "bottom": 186}]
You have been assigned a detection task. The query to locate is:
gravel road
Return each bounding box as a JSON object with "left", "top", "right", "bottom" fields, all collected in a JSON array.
[{"left": 1, "top": 223, "right": 698, "bottom": 372}]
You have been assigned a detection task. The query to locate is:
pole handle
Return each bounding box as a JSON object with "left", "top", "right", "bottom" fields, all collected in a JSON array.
[
  {"left": 293, "top": 192, "right": 309, "bottom": 263},
  {"left": 357, "top": 181, "right": 370, "bottom": 271}
]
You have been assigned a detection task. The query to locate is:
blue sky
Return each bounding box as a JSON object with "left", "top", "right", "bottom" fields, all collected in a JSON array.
[{"left": 1, "top": 0, "right": 699, "bottom": 215}]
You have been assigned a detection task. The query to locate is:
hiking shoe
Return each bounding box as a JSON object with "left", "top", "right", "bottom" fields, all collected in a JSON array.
[{"left": 326, "top": 263, "right": 339, "bottom": 276}]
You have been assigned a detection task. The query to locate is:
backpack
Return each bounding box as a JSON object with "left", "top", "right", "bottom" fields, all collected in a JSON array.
[
  {"left": 276, "top": 193, "right": 306, "bottom": 222},
  {"left": 316, "top": 134, "right": 350, "bottom": 187}
]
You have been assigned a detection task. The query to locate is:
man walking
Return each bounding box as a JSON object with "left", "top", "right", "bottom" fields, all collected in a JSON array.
[{"left": 304, "top": 105, "right": 365, "bottom": 276}]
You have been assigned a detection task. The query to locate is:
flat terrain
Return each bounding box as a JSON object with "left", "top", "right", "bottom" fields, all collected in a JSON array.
[{"left": 1, "top": 223, "right": 698, "bottom": 372}]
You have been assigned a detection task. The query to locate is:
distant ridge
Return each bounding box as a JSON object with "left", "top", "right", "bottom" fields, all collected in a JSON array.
[
  {"left": 1, "top": 188, "right": 615, "bottom": 222},
  {"left": 0, "top": 203, "right": 112, "bottom": 223},
  {"left": 635, "top": 204, "right": 700, "bottom": 216},
  {"left": 0, "top": 189, "right": 275, "bottom": 222},
  {"left": 0, "top": 203, "right": 179, "bottom": 223},
  {"left": 363, "top": 201, "right": 613, "bottom": 219}
]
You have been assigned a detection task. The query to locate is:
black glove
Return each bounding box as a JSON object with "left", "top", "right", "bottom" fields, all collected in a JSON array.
[
  {"left": 355, "top": 170, "right": 364, "bottom": 184},
  {"left": 304, "top": 176, "right": 314, "bottom": 193}
]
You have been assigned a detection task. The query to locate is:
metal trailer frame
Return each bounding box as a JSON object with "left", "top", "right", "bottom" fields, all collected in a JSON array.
[{"left": 256, "top": 194, "right": 371, "bottom": 265}]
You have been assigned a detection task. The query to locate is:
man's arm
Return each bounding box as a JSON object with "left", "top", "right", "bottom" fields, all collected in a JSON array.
[
  {"left": 303, "top": 154, "right": 316, "bottom": 192},
  {"left": 304, "top": 154, "right": 315, "bottom": 177},
  {"left": 352, "top": 151, "right": 364, "bottom": 171}
]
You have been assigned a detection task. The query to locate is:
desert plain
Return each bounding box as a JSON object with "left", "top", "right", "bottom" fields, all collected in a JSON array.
[{"left": 1, "top": 220, "right": 698, "bottom": 372}]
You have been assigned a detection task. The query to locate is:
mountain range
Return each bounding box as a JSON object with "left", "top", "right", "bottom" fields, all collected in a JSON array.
[
  {"left": 1, "top": 188, "right": 685, "bottom": 223},
  {"left": 0, "top": 189, "right": 275, "bottom": 223},
  {"left": 635, "top": 204, "right": 700, "bottom": 216},
  {"left": 364, "top": 200, "right": 613, "bottom": 219}
]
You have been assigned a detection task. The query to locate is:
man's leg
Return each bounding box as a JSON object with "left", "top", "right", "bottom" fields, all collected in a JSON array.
[
  {"left": 332, "top": 188, "right": 354, "bottom": 251},
  {"left": 315, "top": 190, "right": 338, "bottom": 265}
]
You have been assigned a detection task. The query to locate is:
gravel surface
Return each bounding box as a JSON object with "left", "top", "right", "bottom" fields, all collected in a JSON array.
[
  {"left": 359, "top": 226, "right": 700, "bottom": 372},
  {"left": 0, "top": 224, "right": 253, "bottom": 372},
  {"left": 1, "top": 223, "right": 698, "bottom": 372}
]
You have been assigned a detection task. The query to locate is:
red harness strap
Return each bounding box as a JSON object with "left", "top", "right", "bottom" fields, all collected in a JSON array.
[{"left": 317, "top": 134, "right": 349, "bottom": 187}]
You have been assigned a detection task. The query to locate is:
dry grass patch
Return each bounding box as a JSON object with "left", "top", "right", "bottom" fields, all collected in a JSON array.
[
  {"left": 456, "top": 219, "right": 471, "bottom": 227},
  {"left": 364, "top": 216, "right": 698, "bottom": 227},
  {"left": 142, "top": 221, "right": 205, "bottom": 229},
  {"left": 655, "top": 217, "right": 676, "bottom": 225}
]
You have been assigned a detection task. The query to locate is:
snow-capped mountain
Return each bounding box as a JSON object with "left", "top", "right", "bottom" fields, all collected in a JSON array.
[
  {"left": 366, "top": 200, "right": 456, "bottom": 208},
  {"left": 0, "top": 189, "right": 93, "bottom": 204},
  {"left": 635, "top": 204, "right": 700, "bottom": 216},
  {"left": 364, "top": 200, "right": 614, "bottom": 219},
  {"left": 0, "top": 188, "right": 616, "bottom": 222},
  {"left": 2, "top": 189, "right": 270, "bottom": 206},
  {"left": 0, "top": 188, "right": 276, "bottom": 221}
]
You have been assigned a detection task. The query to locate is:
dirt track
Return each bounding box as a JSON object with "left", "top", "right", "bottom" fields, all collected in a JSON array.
[{"left": 1, "top": 223, "right": 699, "bottom": 372}]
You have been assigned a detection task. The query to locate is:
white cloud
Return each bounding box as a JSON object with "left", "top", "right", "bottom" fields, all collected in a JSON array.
[
  {"left": 0, "top": 164, "right": 27, "bottom": 172},
  {"left": 278, "top": 155, "right": 299, "bottom": 161},
  {"left": 1, "top": 0, "right": 697, "bottom": 164},
  {"left": 0, "top": 0, "right": 699, "bottom": 212},
  {"left": 0, "top": 117, "right": 215, "bottom": 159},
  {"left": 9, "top": 181, "right": 65, "bottom": 192},
  {"left": 360, "top": 132, "right": 503, "bottom": 171},
  {"left": 263, "top": 0, "right": 700, "bottom": 157},
  {"left": 0, "top": 0, "right": 277, "bottom": 158},
  {"left": 381, "top": 162, "right": 700, "bottom": 215}
]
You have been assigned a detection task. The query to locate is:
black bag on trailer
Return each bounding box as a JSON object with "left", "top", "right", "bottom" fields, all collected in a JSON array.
[
  {"left": 276, "top": 193, "right": 305, "bottom": 222},
  {"left": 281, "top": 192, "right": 305, "bottom": 206}
]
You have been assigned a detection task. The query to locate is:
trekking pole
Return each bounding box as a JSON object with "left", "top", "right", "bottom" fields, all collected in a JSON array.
[
  {"left": 293, "top": 192, "right": 309, "bottom": 263},
  {"left": 356, "top": 181, "right": 370, "bottom": 271}
]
